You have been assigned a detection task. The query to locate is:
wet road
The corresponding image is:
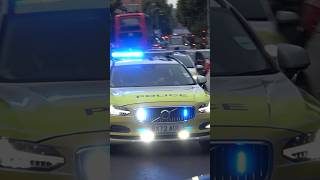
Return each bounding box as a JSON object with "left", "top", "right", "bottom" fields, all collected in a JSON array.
[{"left": 110, "top": 141, "right": 209, "bottom": 180}]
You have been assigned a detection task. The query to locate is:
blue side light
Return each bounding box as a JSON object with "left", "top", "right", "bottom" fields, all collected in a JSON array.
[
  {"left": 111, "top": 51, "right": 144, "bottom": 59},
  {"left": 236, "top": 151, "right": 247, "bottom": 174},
  {"left": 136, "top": 108, "right": 147, "bottom": 122}
]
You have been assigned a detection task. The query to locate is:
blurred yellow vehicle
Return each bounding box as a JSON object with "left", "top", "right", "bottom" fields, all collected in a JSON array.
[
  {"left": 0, "top": 0, "right": 109, "bottom": 179},
  {"left": 210, "top": 0, "right": 320, "bottom": 179}
]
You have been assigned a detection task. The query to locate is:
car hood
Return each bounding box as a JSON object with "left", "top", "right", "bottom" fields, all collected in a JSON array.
[
  {"left": 0, "top": 81, "right": 108, "bottom": 141},
  {"left": 213, "top": 73, "right": 320, "bottom": 132},
  {"left": 111, "top": 85, "right": 209, "bottom": 106}
]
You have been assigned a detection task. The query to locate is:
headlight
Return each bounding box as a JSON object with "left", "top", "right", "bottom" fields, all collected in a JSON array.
[
  {"left": 76, "top": 146, "right": 109, "bottom": 180},
  {"left": 0, "top": 137, "right": 64, "bottom": 170},
  {"left": 178, "top": 130, "right": 190, "bottom": 140},
  {"left": 198, "top": 103, "right": 210, "bottom": 113},
  {"left": 110, "top": 105, "right": 130, "bottom": 116},
  {"left": 283, "top": 130, "right": 320, "bottom": 162},
  {"left": 138, "top": 129, "right": 155, "bottom": 143}
]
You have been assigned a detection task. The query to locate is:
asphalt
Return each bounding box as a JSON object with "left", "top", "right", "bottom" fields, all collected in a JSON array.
[{"left": 110, "top": 141, "right": 209, "bottom": 180}]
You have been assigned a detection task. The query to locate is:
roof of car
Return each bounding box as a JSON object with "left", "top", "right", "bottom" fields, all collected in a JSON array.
[{"left": 112, "top": 58, "right": 180, "bottom": 66}]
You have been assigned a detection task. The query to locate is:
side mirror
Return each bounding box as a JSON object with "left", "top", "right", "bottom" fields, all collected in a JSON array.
[
  {"left": 264, "top": 44, "right": 278, "bottom": 60},
  {"left": 276, "top": 11, "right": 300, "bottom": 25},
  {"left": 197, "top": 75, "right": 207, "bottom": 85},
  {"left": 278, "top": 44, "right": 310, "bottom": 78}
]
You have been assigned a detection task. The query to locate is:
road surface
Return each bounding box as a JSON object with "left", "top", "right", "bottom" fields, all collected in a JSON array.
[{"left": 110, "top": 142, "right": 209, "bottom": 180}]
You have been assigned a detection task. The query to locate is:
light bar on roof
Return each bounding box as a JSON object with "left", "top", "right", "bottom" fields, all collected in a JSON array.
[{"left": 111, "top": 51, "right": 144, "bottom": 59}]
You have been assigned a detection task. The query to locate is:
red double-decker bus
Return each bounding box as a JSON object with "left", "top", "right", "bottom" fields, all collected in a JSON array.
[{"left": 114, "top": 13, "right": 151, "bottom": 49}]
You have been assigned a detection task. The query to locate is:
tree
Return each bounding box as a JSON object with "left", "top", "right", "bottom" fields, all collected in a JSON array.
[
  {"left": 176, "top": 0, "right": 207, "bottom": 35},
  {"left": 110, "top": 0, "right": 123, "bottom": 16},
  {"left": 142, "top": 0, "right": 174, "bottom": 35}
]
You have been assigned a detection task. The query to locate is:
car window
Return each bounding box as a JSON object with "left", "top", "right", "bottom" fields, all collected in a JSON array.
[
  {"left": 172, "top": 55, "right": 195, "bottom": 68},
  {"left": 227, "top": 0, "right": 268, "bottom": 20},
  {"left": 170, "top": 36, "right": 184, "bottom": 45},
  {"left": 211, "top": 8, "right": 274, "bottom": 76},
  {"left": 111, "top": 64, "right": 195, "bottom": 87},
  {"left": 0, "top": 8, "right": 108, "bottom": 82}
]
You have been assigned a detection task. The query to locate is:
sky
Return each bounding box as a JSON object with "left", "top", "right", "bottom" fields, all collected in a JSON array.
[{"left": 167, "top": 0, "right": 178, "bottom": 8}]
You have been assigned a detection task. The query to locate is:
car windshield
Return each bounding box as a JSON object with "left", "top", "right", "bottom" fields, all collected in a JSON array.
[
  {"left": 111, "top": 64, "right": 195, "bottom": 87},
  {"left": 172, "top": 54, "right": 195, "bottom": 68},
  {"left": 170, "top": 37, "right": 184, "bottom": 45},
  {"left": 0, "top": 8, "right": 108, "bottom": 82},
  {"left": 211, "top": 8, "right": 275, "bottom": 76}
]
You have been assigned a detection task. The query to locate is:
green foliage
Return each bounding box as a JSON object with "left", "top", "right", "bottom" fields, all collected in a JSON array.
[
  {"left": 110, "top": 0, "right": 122, "bottom": 16},
  {"left": 176, "top": 0, "right": 207, "bottom": 35},
  {"left": 142, "top": 0, "right": 174, "bottom": 35}
]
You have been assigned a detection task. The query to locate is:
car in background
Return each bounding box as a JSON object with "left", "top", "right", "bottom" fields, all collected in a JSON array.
[
  {"left": 186, "top": 49, "right": 210, "bottom": 76},
  {"left": 167, "top": 35, "right": 191, "bottom": 50},
  {"left": 170, "top": 52, "right": 202, "bottom": 80},
  {"left": 152, "top": 36, "right": 168, "bottom": 49},
  {"left": 110, "top": 51, "right": 210, "bottom": 148},
  {"left": 210, "top": 0, "right": 320, "bottom": 179}
]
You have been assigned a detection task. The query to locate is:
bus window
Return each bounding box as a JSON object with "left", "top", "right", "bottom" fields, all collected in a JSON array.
[{"left": 120, "top": 17, "right": 141, "bottom": 30}]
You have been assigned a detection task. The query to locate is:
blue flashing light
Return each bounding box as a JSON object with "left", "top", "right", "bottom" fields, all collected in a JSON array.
[
  {"left": 183, "top": 109, "right": 188, "bottom": 117},
  {"left": 111, "top": 51, "right": 144, "bottom": 59},
  {"left": 236, "top": 151, "right": 247, "bottom": 174},
  {"left": 136, "top": 108, "right": 147, "bottom": 122}
]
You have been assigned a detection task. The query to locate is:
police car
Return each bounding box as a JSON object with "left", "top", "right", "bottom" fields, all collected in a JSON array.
[
  {"left": 210, "top": 0, "right": 320, "bottom": 179},
  {"left": 110, "top": 50, "right": 210, "bottom": 145}
]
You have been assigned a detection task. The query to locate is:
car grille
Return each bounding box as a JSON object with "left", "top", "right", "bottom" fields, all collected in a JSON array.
[
  {"left": 143, "top": 106, "right": 195, "bottom": 123},
  {"left": 211, "top": 141, "right": 272, "bottom": 180}
]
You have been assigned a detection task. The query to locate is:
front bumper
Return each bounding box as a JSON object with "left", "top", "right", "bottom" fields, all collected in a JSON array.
[{"left": 111, "top": 132, "right": 210, "bottom": 144}]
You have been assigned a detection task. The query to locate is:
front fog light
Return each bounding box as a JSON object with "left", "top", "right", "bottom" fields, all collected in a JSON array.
[
  {"left": 178, "top": 130, "right": 190, "bottom": 140},
  {"left": 283, "top": 130, "right": 320, "bottom": 161},
  {"left": 139, "top": 129, "right": 155, "bottom": 143},
  {"left": 0, "top": 137, "right": 64, "bottom": 170},
  {"left": 76, "top": 146, "right": 109, "bottom": 180}
]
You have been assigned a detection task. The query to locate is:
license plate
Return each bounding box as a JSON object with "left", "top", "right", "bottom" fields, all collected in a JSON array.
[{"left": 151, "top": 123, "right": 184, "bottom": 135}]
